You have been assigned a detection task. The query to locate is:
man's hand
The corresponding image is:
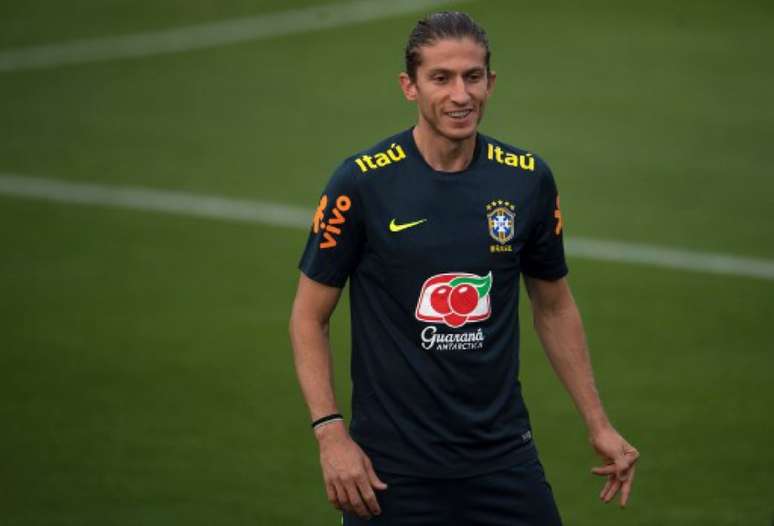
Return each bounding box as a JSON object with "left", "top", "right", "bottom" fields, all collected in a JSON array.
[
  {"left": 590, "top": 426, "right": 639, "bottom": 507},
  {"left": 316, "top": 422, "right": 388, "bottom": 519}
]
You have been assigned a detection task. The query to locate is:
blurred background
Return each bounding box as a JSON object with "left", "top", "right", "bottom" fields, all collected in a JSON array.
[{"left": 1, "top": 0, "right": 772, "bottom": 524}]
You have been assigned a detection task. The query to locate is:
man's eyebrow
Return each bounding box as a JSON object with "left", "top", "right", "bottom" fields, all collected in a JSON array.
[
  {"left": 426, "top": 66, "right": 485, "bottom": 76},
  {"left": 465, "top": 66, "right": 486, "bottom": 73},
  {"left": 426, "top": 68, "right": 453, "bottom": 76}
]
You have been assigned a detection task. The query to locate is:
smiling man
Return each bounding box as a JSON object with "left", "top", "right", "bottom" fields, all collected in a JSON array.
[{"left": 289, "top": 11, "right": 638, "bottom": 525}]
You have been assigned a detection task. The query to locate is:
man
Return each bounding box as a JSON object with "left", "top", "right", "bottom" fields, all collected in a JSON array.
[{"left": 289, "top": 11, "right": 638, "bottom": 525}]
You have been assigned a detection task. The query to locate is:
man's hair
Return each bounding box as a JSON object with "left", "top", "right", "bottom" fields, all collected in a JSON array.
[{"left": 404, "top": 11, "right": 491, "bottom": 81}]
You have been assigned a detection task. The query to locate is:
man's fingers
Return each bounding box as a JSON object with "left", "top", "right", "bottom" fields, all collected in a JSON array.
[
  {"left": 615, "top": 458, "right": 631, "bottom": 481},
  {"left": 591, "top": 464, "right": 618, "bottom": 476},
  {"left": 589, "top": 433, "right": 639, "bottom": 505},
  {"left": 615, "top": 448, "right": 639, "bottom": 481},
  {"left": 599, "top": 477, "right": 613, "bottom": 500},
  {"left": 619, "top": 463, "right": 636, "bottom": 508},
  {"left": 593, "top": 455, "right": 636, "bottom": 480},
  {"left": 325, "top": 482, "right": 341, "bottom": 510},
  {"left": 343, "top": 478, "right": 371, "bottom": 519},
  {"left": 603, "top": 477, "right": 621, "bottom": 503},
  {"left": 364, "top": 457, "right": 388, "bottom": 490},
  {"left": 355, "top": 474, "right": 382, "bottom": 516},
  {"left": 333, "top": 481, "right": 355, "bottom": 514}
]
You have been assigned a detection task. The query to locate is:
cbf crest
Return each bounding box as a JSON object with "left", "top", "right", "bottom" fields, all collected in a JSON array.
[{"left": 486, "top": 200, "right": 515, "bottom": 253}]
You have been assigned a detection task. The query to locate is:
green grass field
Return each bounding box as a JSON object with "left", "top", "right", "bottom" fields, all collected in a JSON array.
[{"left": 1, "top": 1, "right": 773, "bottom": 524}]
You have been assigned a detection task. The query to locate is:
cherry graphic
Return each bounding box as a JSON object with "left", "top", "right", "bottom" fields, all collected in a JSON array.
[
  {"left": 444, "top": 313, "right": 467, "bottom": 328},
  {"left": 430, "top": 284, "right": 453, "bottom": 314},
  {"left": 449, "top": 284, "right": 478, "bottom": 315}
]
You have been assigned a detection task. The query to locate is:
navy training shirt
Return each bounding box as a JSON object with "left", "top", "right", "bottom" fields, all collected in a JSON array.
[{"left": 299, "top": 128, "right": 568, "bottom": 478}]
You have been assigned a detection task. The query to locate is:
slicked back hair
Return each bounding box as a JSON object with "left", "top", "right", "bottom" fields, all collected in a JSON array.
[{"left": 404, "top": 11, "right": 491, "bottom": 81}]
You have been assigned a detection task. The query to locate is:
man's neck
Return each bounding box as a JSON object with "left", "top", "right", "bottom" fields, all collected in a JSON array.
[{"left": 412, "top": 122, "right": 477, "bottom": 173}]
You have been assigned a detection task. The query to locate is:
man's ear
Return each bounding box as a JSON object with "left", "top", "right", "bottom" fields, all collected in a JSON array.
[
  {"left": 399, "top": 72, "right": 417, "bottom": 101},
  {"left": 487, "top": 70, "right": 497, "bottom": 95}
]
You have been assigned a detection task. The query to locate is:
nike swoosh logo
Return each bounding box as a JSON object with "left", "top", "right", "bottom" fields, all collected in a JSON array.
[{"left": 389, "top": 218, "right": 427, "bottom": 232}]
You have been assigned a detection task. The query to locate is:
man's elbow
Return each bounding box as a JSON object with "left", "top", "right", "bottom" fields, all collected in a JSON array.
[
  {"left": 289, "top": 304, "right": 330, "bottom": 342},
  {"left": 530, "top": 295, "right": 578, "bottom": 332}
]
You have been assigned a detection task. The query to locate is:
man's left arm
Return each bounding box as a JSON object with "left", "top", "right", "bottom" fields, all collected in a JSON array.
[{"left": 524, "top": 275, "right": 640, "bottom": 508}]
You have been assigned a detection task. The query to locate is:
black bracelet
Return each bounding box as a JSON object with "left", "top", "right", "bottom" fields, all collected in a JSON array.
[{"left": 312, "top": 413, "right": 344, "bottom": 430}]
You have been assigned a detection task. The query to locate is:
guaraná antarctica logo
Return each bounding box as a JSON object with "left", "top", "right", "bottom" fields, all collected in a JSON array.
[{"left": 415, "top": 272, "right": 493, "bottom": 351}]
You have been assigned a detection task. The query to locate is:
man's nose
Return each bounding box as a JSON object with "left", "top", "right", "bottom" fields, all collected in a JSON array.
[{"left": 449, "top": 77, "right": 472, "bottom": 105}]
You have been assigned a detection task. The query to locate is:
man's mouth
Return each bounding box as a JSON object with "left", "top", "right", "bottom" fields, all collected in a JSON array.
[{"left": 445, "top": 109, "right": 474, "bottom": 119}]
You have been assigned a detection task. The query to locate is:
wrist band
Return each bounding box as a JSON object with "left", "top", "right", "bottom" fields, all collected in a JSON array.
[{"left": 312, "top": 413, "right": 344, "bottom": 430}]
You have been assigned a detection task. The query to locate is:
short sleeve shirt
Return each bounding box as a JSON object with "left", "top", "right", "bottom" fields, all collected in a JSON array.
[{"left": 299, "top": 128, "right": 567, "bottom": 478}]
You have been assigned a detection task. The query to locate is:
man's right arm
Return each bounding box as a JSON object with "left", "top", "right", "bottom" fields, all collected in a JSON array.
[{"left": 289, "top": 273, "right": 387, "bottom": 520}]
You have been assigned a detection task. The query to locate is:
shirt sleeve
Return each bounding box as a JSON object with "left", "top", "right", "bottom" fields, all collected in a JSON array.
[
  {"left": 298, "top": 160, "right": 365, "bottom": 287},
  {"left": 521, "top": 164, "right": 569, "bottom": 281}
]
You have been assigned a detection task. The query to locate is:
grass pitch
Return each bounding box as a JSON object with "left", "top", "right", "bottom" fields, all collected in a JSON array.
[{"left": 1, "top": 1, "right": 773, "bottom": 524}]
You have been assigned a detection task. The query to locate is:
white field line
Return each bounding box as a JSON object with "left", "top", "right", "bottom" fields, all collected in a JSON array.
[
  {"left": 2, "top": 173, "right": 773, "bottom": 282},
  {"left": 563, "top": 238, "right": 774, "bottom": 282},
  {"left": 0, "top": 173, "right": 310, "bottom": 228},
  {"left": 0, "top": 0, "right": 470, "bottom": 73}
]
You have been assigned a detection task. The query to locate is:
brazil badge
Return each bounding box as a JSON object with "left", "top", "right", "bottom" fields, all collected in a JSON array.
[{"left": 486, "top": 200, "right": 515, "bottom": 252}]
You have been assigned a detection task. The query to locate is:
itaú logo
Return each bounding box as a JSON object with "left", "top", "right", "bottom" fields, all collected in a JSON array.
[{"left": 415, "top": 272, "right": 492, "bottom": 328}]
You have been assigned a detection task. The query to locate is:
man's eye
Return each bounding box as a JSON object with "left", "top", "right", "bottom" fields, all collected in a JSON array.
[{"left": 433, "top": 76, "right": 447, "bottom": 83}]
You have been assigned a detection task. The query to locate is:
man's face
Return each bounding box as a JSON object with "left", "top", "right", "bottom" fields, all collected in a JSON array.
[{"left": 400, "top": 37, "right": 496, "bottom": 142}]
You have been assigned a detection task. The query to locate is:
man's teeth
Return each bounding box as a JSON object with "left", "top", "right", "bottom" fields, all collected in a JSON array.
[{"left": 447, "top": 110, "right": 472, "bottom": 118}]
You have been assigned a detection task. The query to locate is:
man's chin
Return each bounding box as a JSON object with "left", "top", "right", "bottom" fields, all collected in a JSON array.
[
  {"left": 420, "top": 117, "right": 478, "bottom": 143},
  {"left": 441, "top": 126, "right": 477, "bottom": 142}
]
